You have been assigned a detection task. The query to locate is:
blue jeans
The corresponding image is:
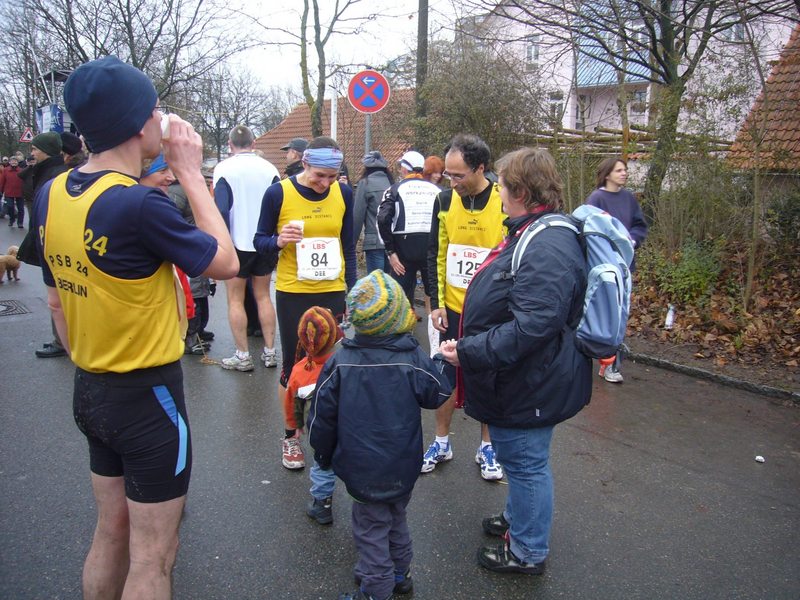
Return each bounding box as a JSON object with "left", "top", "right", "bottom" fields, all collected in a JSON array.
[
  {"left": 364, "top": 249, "right": 388, "bottom": 274},
  {"left": 310, "top": 460, "right": 336, "bottom": 500},
  {"left": 4, "top": 197, "right": 23, "bottom": 226},
  {"left": 488, "top": 424, "right": 554, "bottom": 564}
]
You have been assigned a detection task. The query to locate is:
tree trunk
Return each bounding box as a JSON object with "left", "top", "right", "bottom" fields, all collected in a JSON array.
[
  {"left": 615, "top": 69, "right": 629, "bottom": 161},
  {"left": 311, "top": 0, "right": 325, "bottom": 138},
  {"left": 643, "top": 80, "right": 684, "bottom": 204}
]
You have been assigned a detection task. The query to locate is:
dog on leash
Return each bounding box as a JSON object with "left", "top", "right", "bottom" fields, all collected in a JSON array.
[{"left": 0, "top": 245, "right": 20, "bottom": 282}]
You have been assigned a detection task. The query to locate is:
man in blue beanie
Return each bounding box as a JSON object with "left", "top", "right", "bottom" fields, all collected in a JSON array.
[{"left": 30, "top": 55, "right": 238, "bottom": 599}]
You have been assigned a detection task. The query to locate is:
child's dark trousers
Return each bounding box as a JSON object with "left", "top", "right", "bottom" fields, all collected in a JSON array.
[{"left": 351, "top": 493, "right": 412, "bottom": 600}]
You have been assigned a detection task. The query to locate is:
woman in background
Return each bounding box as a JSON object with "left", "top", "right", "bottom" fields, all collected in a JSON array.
[
  {"left": 422, "top": 155, "right": 444, "bottom": 187},
  {"left": 353, "top": 150, "right": 394, "bottom": 274},
  {"left": 585, "top": 157, "right": 648, "bottom": 383}
]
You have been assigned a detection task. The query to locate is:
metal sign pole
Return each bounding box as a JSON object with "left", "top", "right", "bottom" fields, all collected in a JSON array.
[
  {"left": 365, "top": 113, "right": 372, "bottom": 154},
  {"left": 330, "top": 92, "right": 338, "bottom": 141}
]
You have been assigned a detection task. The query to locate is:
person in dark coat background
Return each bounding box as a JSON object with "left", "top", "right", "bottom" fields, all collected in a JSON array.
[
  {"left": 440, "top": 147, "right": 592, "bottom": 576},
  {"left": 353, "top": 150, "right": 393, "bottom": 274},
  {"left": 18, "top": 132, "right": 70, "bottom": 358},
  {"left": 281, "top": 137, "right": 308, "bottom": 178},
  {"left": 19, "top": 132, "right": 68, "bottom": 227},
  {"left": 60, "top": 131, "right": 87, "bottom": 169}
]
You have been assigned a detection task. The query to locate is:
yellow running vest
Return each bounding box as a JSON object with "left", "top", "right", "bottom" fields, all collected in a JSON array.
[
  {"left": 43, "top": 171, "right": 184, "bottom": 373},
  {"left": 436, "top": 185, "right": 506, "bottom": 312},
  {"left": 275, "top": 178, "right": 347, "bottom": 294}
]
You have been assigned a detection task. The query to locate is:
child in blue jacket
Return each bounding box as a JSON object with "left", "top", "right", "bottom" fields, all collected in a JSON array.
[{"left": 308, "top": 270, "right": 451, "bottom": 600}]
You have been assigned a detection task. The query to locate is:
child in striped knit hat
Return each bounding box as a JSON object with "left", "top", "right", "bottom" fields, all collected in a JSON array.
[
  {"left": 308, "top": 270, "right": 452, "bottom": 600},
  {"left": 281, "top": 306, "right": 343, "bottom": 472}
]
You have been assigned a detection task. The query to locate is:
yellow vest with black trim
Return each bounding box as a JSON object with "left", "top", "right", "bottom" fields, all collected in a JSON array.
[
  {"left": 437, "top": 184, "right": 506, "bottom": 312},
  {"left": 43, "top": 171, "right": 184, "bottom": 373},
  {"left": 275, "top": 178, "right": 347, "bottom": 294}
]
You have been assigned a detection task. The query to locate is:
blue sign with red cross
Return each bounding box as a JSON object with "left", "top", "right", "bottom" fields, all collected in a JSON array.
[{"left": 348, "top": 70, "right": 391, "bottom": 114}]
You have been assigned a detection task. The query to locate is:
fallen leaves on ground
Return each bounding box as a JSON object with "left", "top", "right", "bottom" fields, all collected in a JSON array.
[{"left": 628, "top": 255, "right": 799, "bottom": 375}]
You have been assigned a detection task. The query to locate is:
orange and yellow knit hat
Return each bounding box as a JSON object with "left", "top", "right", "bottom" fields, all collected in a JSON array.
[{"left": 295, "top": 306, "right": 342, "bottom": 369}]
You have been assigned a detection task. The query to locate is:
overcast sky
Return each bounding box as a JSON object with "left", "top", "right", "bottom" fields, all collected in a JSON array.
[{"left": 235, "top": 0, "right": 456, "bottom": 97}]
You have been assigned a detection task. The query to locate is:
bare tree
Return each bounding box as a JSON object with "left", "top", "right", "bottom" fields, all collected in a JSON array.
[
  {"left": 0, "top": 3, "right": 67, "bottom": 146},
  {"left": 2, "top": 0, "right": 252, "bottom": 103},
  {"left": 296, "top": 0, "right": 381, "bottom": 137},
  {"left": 241, "top": 1, "right": 411, "bottom": 138},
  {"left": 172, "top": 67, "right": 300, "bottom": 159},
  {"left": 463, "top": 0, "right": 797, "bottom": 201}
]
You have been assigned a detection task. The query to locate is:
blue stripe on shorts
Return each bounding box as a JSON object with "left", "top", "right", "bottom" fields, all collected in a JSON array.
[{"left": 153, "top": 385, "right": 188, "bottom": 476}]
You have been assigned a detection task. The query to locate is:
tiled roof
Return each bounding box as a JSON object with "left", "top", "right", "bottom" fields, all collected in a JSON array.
[
  {"left": 729, "top": 24, "right": 800, "bottom": 170},
  {"left": 254, "top": 88, "right": 416, "bottom": 182}
]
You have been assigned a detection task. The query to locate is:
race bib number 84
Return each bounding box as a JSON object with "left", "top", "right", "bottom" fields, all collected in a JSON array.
[
  {"left": 296, "top": 237, "right": 343, "bottom": 281},
  {"left": 446, "top": 243, "right": 491, "bottom": 289}
]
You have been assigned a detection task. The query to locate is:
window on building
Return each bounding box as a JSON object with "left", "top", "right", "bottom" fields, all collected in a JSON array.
[
  {"left": 550, "top": 100, "right": 564, "bottom": 123},
  {"left": 526, "top": 34, "right": 540, "bottom": 72},
  {"left": 728, "top": 22, "right": 745, "bottom": 42},
  {"left": 575, "top": 94, "right": 588, "bottom": 129},
  {"left": 630, "top": 90, "right": 647, "bottom": 115}
]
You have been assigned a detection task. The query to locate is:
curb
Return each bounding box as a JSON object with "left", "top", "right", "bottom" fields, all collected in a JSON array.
[
  {"left": 411, "top": 297, "right": 800, "bottom": 405},
  {"left": 626, "top": 351, "right": 800, "bottom": 405}
]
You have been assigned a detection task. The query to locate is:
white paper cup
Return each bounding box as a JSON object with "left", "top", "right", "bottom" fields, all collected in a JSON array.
[
  {"left": 289, "top": 219, "right": 304, "bottom": 233},
  {"left": 160, "top": 113, "right": 171, "bottom": 140}
]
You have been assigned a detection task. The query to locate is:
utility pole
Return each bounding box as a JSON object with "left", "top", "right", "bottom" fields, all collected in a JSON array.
[{"left": 414, "top": 0, "right": 429, "bottom": 151}]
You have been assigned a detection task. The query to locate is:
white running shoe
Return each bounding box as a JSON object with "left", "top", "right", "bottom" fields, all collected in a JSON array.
[
  {"left": 221, "top": 353, "right": 254, "bottom": 372},
  {"left": 476, "top": 445, "right": 504, "bottom": 481},
  {"left": 261, "top": 348, "right": 278, "bottom": 368},
  {"left": 420, "top": 440, "right": 453, "bottom": 473},
  {"left": 604, "top": 365, "right": 624, "bottom": 383}
]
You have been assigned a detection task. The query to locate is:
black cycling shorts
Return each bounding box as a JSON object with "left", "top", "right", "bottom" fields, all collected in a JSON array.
[
  {"left": 73, "top": 361, "right": 192, "bottom": 503},
  {"left": 237, "top": 249, "right": 278, "bottom": 278}
]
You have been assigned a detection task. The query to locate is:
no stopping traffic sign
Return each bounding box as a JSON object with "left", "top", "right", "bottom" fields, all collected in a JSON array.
[{"left": 348, "top": 70, "right": 391, "bottom": 114}]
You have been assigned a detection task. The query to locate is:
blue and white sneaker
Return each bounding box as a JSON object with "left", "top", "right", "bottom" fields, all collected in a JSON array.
[
  {"left": 476, "top": 445, "right": 504, "bottom": 481},
  {"left": 420, "top": 440, "right": 453, "bottom": 473}
]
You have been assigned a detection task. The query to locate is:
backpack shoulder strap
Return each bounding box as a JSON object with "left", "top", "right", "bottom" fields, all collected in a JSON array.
[{"left": 510, "top": 215, "right": 579, "bottom": 277}]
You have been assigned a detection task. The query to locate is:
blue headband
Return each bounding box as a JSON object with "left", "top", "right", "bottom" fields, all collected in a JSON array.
[
  {"left": 303, "top": 147, "right": 344, "bottom": 170},
  {"left": 143, "top": 153, "right": 168, "bottom": 177}
]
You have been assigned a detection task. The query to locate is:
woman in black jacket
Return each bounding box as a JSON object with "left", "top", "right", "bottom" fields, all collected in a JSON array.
[{"left": 440, "top": 147, "right": 591, "bottom": 576}]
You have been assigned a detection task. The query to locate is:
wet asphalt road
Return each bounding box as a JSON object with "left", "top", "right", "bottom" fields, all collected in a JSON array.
[{"left": 0, "top": 223, "right": 798, "bottom": 600}]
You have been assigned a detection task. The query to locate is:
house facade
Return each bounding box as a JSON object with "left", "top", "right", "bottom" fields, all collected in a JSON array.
[{"left": 458, "top": 2, "right": 794, "bottom": 140}]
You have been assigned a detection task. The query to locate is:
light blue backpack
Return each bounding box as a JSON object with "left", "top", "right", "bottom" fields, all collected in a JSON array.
[{"left": 510, "top": 205, "right": 635, "bottom": 359}]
